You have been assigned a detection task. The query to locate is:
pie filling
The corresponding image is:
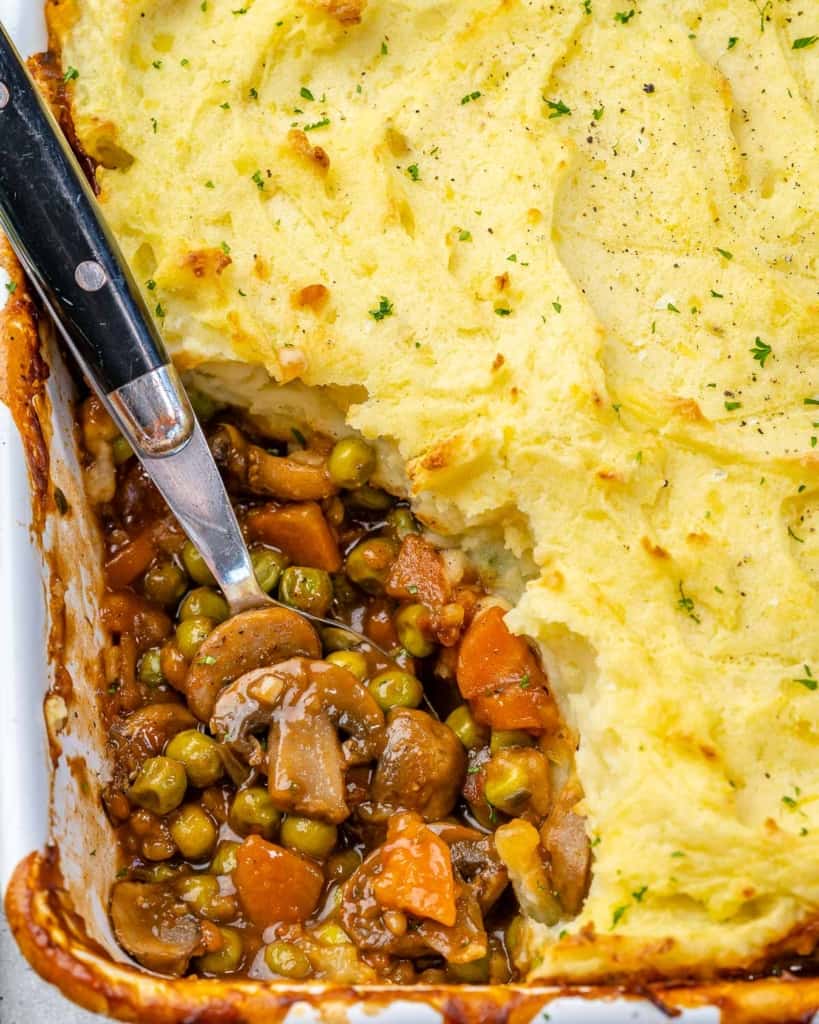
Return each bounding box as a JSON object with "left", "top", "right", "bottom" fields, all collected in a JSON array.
[{"left": 83, "top": 393, "right": 582, "bottom": 983}]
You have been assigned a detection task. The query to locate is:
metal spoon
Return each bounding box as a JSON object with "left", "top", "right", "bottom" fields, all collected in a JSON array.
[{"left": 0, "top": 24, "right": 372, "bottom": 648}]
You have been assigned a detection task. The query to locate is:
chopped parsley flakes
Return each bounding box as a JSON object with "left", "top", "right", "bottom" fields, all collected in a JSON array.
[
  {"left": 461, "top": 91, "right": 482, "bottom": 105},
  {"left": 545, "top": 98, "right": 571, "bottom": 118},
  {"left": 63, "top": 66, "right": 79, "bottom": 82},
  {"left": 677, "top": 581, "right": 700, "bottom": 623},
  {"left": 252, "top": 169, "right": 265, "bottom": 190},
  {"left": 611, "top": 904, "right": 628, "bottom": 928},
  {"left": 304, "top": 116, "right": 330, "bottom": 131},
  {"left": 369, "top": 296, "right": 394, "bottom": 321},
  {"left": 793, "top": 665, "right": 817, "bottom": 690},
  {"left": 300, "top": 86, "right": 315, "bottom": 101},
  {"left": 750, "top": 337, "right": 772, "bottom": 367},
  {"left": 715, "top": 246, "right": 733, "bottom": 260},
  {"left": 407, "top": 163, "right": 420, "bottom": 181},
  {"left": 793, "top": 36, "right": 819, "bottom": 50},
  {"left": 614, "top": 9, "right": 635, "bottom": 23}
]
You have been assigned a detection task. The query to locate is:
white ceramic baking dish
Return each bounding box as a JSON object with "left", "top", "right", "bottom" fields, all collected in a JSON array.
[{"left": 0, "top": 4, "right": 807, "bottom": 1022}]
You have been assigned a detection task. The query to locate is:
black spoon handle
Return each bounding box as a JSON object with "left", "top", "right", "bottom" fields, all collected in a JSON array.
[{"left": 0, "top": 23, "right": 191, "bottom": 454}]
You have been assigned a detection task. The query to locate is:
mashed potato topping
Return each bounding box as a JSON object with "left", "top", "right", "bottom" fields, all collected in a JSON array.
[{"left": 53, "top": 0, "right": 819, "bottom": 979}]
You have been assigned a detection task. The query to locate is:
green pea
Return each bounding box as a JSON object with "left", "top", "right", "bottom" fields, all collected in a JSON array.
[
  {"left": 181, "top": 541, "right": 216, "bottom": 586},
  {"left": 175, "top": 616, "right": 215, "bottom": 660},
  {"left": 177, "top": 872, "right": 238, "bottom": 923},
  {"left": 128, "top": 756, "right": 187, "bottom": 815},
  {"left": 325, "top": 650, "right": 368, "bottom": 681},
  {"left": 264, "top": 940, "right": 312, "bottom": 979},
  {"left": 321, "top": 625, "right": 358, "bottom": 652},
  {"left": 143, "top": 561, "right": 187, "bottom": 607},
  {"left": 229, "top": 787, "right": 281, "bottom": 839},
  {"left": 484, "top": 751, "right": 533, "bottom": 815},
  {"left": 177, "top": 873, "right": 220, "bottom": 913},
  {"left": 165, "top": 730, "right": 224, "bottom": 788},
  {"left": 170, "top": 805, "right": 218, "bottom": 860},
  {"left": 344, "top": 538, "right": 397, "bottom": 595},
  {"left": 489, "top": 729, "right": 535, "bottom": 754},
  {"left": 386, "top": 506, "right": 418, "bottom": 541},
  {"left": 250, "top": 546, "right": 288, "bottom": 593},
  {"left": 312, "top": 922, "right": 351, "bottom": 946},
  {"left": 280, "top": 815, "right": 337, "bottom": 860},
  {"left": 344, "top": 485, "right": 392, "bottom": 512},
  {"left": 448, "top": 953, "right": 490, "bottom": 983},
  {"left": 446, "top": 705, "right": 489, "bottom": 750},
  {"left": 210, "top": 840, "right": 240, "bottom": 876},
  {"left": 367, "top": 669, "right": 423, "bottom": 712},
  {"left": 178, "top": 587, "right": 229, "bottom": 624},
  {"left": 394, "top": 603, "right": 435, "bottom": 657},
  {"left": 195, "top": 926, "right": 243, "bottom": 975},
  {"left": 134, "top": 863, "right": 180, "bottom": 884},
  {"left": 326, "top": 849, "right": 362, "bottom": 883},
  {"left": 111, "top": 435, "right": 134, "bottom": 465},
  {"left": 138, "top": 647, "right": 164, "bottom": 687},
  {"left": 278, "top": 566, "right": 333, "bottom": 617},
  {"left": 327, "top": 437, "right": 376, "bottom": 489}
]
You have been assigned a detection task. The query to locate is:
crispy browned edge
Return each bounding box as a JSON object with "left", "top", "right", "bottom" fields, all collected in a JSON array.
[
  {"left": 8, "top": 850, "right": 819, "bottom": 1024},
  {"left": 1, "top": 5, "right": 819, "bottom": 1023}
]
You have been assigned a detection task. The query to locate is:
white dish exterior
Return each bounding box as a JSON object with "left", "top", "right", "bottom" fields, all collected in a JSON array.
[{"left": 0, "top": 3, "right": 723, "bottom": 1020}]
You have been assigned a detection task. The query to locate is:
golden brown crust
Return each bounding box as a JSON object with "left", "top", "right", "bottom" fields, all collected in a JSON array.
[{"left": 7, "top": 849, "right": 819, "bottom": 1024}]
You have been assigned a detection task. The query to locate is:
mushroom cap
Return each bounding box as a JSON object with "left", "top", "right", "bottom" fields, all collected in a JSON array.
[
  {"left": 110, "top": 881, "right": 201, "bottom": 976},
  {"left": 210, "top": 657, "right": 386, "bottom": 824},
  {"left": 185, "top": 607, "right": 321, "bottom": 721}
]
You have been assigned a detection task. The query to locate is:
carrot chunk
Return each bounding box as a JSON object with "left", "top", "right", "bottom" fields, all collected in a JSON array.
[
  {"left": 105, "top": 530, "right": 157, "bottom": 589},
  {"left": 457, "top": 606, "right": 559, "bottom": 731},
  {"left": 233, "top": 835, "right": 323, "bottom": 927},
  {"left": 456, "top": 605, "right": 545, "bottom": 698},
  {"left": 472, "top": 688, "right": 560, "bottom": 732},
  {"left": 371, "top": 812, "right": 457, "bottom": 927},
  {"left": 245, "top": 502, "right": 341, "bottom": 571},
  {"left": 385, "top": 534, "right": 450, "bottom": 606}
]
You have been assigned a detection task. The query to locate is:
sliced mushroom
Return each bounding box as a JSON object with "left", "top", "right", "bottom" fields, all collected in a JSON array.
[
  {"left": 540, "top": 780, "right": 591, "bottom": 915},
  {"left": 210, "top": 422, "right": 336, "bottom": 500},
  {"left": 210, "top": 657, "right": 386, "bottom": 824},
  {"left": 269, "top": 712, "right": 348, "bottom": 822},
  {"left": 185, "top": 607, "right": 322, "bottom": 722},
  {"left": 494, "top": 818, "right": 561, "bottom": 925},
  {"left": 365, "top": 708, "right": 466, "bottom": 821},
  {"left": 110, "top": 881, "right": 202, "bottom": 975},
  {"left": 430, "top": 822, "right": 508, "bottom": 914}
]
